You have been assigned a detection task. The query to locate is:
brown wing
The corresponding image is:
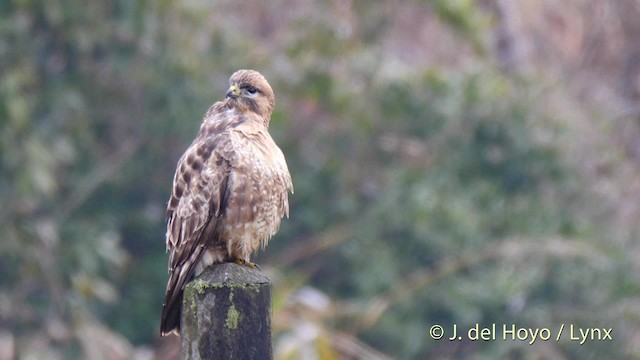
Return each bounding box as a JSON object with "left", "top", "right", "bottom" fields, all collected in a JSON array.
[{"left": 160, "top": 130, "right": 233, "bottom": 336}]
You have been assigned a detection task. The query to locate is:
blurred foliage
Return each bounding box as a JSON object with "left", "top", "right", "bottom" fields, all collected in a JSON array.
[{"left": 1, "top": 0, "right": 639, "bottom": 359}]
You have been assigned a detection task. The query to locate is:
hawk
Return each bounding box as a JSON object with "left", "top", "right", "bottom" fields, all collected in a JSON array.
[{"left": 160, "top": 69, "right": 293, "bottom": 336}]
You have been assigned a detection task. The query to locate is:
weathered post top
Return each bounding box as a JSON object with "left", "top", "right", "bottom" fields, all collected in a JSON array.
[{"left": 180, "top": 262, "right": 272, "bottom": 360}]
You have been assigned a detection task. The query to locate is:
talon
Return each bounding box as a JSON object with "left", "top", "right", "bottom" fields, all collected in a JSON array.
[{"left": 233, "top": 258, "right": 260, "bottom": 270}]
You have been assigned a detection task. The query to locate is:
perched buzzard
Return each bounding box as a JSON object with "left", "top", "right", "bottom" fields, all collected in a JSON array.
[{"left": 160, "top": 70, "right": 293, "bottom": 336}]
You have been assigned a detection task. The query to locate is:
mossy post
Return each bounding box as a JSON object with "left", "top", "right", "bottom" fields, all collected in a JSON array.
[{"left": 180, "top": 262, "right": 272, "bottom": 359}]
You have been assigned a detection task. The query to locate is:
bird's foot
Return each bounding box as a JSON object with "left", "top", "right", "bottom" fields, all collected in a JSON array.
[{"left": 233, "top": 258, "right": 260, "bottom": 270}]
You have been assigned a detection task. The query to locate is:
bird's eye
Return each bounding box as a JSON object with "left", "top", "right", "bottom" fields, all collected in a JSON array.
[{"left": 245, "top": 86, "right": 258, "bottom": 95}]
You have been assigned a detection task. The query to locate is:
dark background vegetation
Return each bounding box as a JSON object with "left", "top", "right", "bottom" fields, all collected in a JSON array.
[{"left": 2, "top": 1, "right": 640, "bottom": 359}]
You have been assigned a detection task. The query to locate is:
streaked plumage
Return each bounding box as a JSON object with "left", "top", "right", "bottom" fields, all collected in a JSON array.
[{"left": 160, "top": 70, "right": 293, "bottom": 336}]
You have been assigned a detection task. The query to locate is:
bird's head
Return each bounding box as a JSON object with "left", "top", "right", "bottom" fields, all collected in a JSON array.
[{"left": 225, "top": 69, "right": 275, "bottom": 121}]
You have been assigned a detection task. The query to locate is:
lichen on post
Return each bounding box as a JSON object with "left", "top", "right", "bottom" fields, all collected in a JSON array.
[{"left": 180, "top": 262, "right": 272, "bottom": 360}]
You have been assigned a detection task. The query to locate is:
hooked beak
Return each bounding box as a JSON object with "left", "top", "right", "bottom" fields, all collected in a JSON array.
[{"left": 226, "top": 85, "right": 239, "bottom": 98}]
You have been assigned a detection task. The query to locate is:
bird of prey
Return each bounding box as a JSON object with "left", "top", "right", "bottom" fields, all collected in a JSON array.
[{"left": 160, "top": 69, "right": 293, "bottom": 336}]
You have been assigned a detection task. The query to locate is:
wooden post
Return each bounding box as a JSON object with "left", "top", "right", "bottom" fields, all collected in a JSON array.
[{"left": 180, "top": 262, "right": 272, "bottom": 360}]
